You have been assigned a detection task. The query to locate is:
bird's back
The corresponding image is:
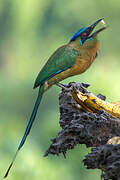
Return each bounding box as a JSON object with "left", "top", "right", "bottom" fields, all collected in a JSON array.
[{"left": 34, "top": 45, "right": 79, "bottom": 88}]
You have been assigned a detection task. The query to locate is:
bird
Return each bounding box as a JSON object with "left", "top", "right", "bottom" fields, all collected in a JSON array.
[{"left": 4, "top": 18, "right": 106, "bottom": 178}]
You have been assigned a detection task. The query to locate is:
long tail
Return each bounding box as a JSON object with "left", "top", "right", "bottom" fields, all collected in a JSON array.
[{"left": 4, "top": 85, "right": 44, "bottom": 178}]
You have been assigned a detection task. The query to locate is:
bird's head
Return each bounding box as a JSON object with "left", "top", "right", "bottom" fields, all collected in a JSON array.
[{"left": 70, "top": 18, "right": 107, "bottom": 49}]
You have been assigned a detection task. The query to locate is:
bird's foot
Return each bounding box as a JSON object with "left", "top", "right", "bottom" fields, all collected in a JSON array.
[
  {"left": 56, "top": 82, "right": 90, "bottom": 93},
  {"left": 56, "top": 82, "right": 73, "bottom": 92}
]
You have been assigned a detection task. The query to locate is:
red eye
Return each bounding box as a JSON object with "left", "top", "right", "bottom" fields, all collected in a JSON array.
[{"left": 82, "top": 32, "right": 87, "bottom": 38}]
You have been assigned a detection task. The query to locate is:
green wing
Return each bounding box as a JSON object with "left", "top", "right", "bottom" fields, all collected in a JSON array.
[{"left": 34, "top": 45, "right": 79, "bottom": 88}]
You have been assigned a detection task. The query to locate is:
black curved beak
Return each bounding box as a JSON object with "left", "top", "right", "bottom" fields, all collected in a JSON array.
[{"left": 87, "top": 18, "right": 107, "bottom": 38}]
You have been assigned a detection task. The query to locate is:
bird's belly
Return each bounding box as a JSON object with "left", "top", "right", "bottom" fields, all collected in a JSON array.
[{"left": 44, "top": 58, "right": 93, "bottom": 91}]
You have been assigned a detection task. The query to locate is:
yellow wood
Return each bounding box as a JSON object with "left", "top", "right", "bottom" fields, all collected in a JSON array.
[
  {"left": 107, "top": 137, "right": 120, "bottom": 144},
  {"left": 71, "top": 90, "right": 120, "bottom": 119}
]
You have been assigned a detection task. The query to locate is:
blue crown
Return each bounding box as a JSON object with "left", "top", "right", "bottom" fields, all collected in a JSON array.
[{"left": 70, "top": 27, "right": 88, "bottom": 41}]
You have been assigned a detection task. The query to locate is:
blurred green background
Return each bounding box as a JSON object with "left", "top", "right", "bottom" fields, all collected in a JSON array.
[{"left": 0, "top": 0, "right": 120, "bottom": 179}]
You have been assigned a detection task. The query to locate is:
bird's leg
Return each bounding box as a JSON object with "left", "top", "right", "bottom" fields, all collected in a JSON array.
[
  {"left": 56, "top": 82, "right": 82, "bottom": 92},
  {"left": 56, "top": 82, "right": 90, "bottom": 93},
  {"left": 56, "top": 82, "right": 73, "bottom": 92}
]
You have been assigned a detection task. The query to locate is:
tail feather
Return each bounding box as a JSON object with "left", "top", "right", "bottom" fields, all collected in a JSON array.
[{"left": 4, "top": 85, "right": 44, "bottom": 178}]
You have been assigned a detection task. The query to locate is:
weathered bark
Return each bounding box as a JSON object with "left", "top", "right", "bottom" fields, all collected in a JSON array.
[{"left": 44, "top": 83, "right": 120, "bottom": 180}]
